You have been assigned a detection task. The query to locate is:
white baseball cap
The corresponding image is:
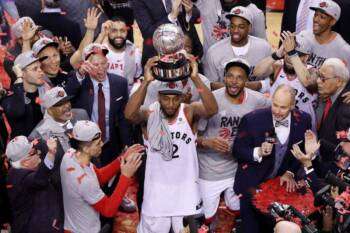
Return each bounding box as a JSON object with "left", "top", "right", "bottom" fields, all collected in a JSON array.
[
  {"left": 14, "top": 51, "right": 47, "bottom": 70},
  {"left": 6, "top": 136, "right": 33, "bottom": 167},
  {"left": 82, "top": 43, "right": 109, "bottom": 61},
  {"left": 32, "top": 37, "right": 59, "bottom": 56},
  {"left": 11, "top": 17, "right": 40, "bottom": 39},
  {"left": 41, "top": 87, "right": 73, "bottom": 109},
  {"left": 72, "top": 121, "right": 101, "bottom": 142},
  {"left": 310, "top": 0, "right": 341, "bottom": 21},
  {"left": 158, "top": 81, "right": 184, "bottom": 95},
  {"left": 226, "top": 6, "right": 253, "bottom": 25}
]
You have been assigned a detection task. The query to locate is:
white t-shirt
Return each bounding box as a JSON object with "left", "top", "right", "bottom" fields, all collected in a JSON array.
[
  {"left": 232, "top": 40, "right": 250, "bottom": 57},
  {"left": 60, "top": 149, "right": 105, "bottom": 233}
]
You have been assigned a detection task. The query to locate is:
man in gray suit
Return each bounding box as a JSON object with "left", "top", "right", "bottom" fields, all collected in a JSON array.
[{"left": 29, "top": 87, "right": 89, "bottom": 152}]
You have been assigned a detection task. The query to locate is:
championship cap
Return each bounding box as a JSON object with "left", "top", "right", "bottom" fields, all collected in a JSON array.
[
  {"left": 310, "top": 0, "right": 341, "bottom": 21},
  {"left": 226, "top": 6, "right": 253, "bottom": 25},
  {"left": 72, "top": 121, "right": 102, "bottom": 142}
]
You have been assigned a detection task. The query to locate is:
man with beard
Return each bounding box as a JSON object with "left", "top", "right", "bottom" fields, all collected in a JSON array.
[
  {"left": 196, "top": 0, "right": 266, "bottom": 55},
  {"left": 252, "top": 32, "right": 318, "bottom": 131},
  {"left": 203, "top": 5, "right": 272, "bottom": 90},
  {"left": 196, "top": 58, "right": 270, "bottom": 230},
  {"left": 233, "top": 84, "right": 312, "bottom": 233},
  {"left": 32, "top": 37, "right": 71, "bottom": 87},
  {"left": 96, "top": 17, "right": 142, "bottom": 91},
  {"left": 125, "top": 56, "right": 218, "bottom": 233},
  {"left": 1, "top": 51, "right": 50, "bottom": 138},
  {"left": 297, "top": 0, "right": 350, "bottom": 72},
  {"left": 29, "top": 87, "right": 89, "bottom": 152}
]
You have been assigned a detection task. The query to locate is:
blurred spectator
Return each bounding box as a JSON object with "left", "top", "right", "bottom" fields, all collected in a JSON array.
[
  {"left": 1, "top": 0, "right": 19, "bottom": 20},
  {"left": 6, "top": 136, "right": 63, "bottom": 233},
  {"left": 29, "top": 87, "right": 89, "bottom": 152},
  {"left": 32, "top": 38, "right": 71, "bottom": 87},
  {"left": 196, "top": 0, "right": 267, "bottom": 56},
  {"left": 1, "top": 51, "right": 50, "bottom": 138},
  {"left": 60, "top": 121, "right": 143, "bottom": 233},
  {"left": 203, "top": 6, "right": 272, "bottom": 90},
  {"left": 65, "top": 44, "right": 132, "bottom": 165},
  {"left": 0, "top": 154, "right": 11, "bottom": 230},
  {"left": 132, "top": 0, "right": 201, "bottom": 65},
  {"left": 95, "top": 17, "right": 142, "bottom": 91},
  {"left": 32, "top": 0, "right": 82, "bottom": 49},
  {"left": 98, "top": 0, "right": 134, "bottom": 42},
  {"left": 316, "top": 58, "right": 350, "bottom": 161}
]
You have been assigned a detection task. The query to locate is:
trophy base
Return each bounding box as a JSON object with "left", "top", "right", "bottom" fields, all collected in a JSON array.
[{"left": 152, "top": 58, "right": 191, "bottom": 82}]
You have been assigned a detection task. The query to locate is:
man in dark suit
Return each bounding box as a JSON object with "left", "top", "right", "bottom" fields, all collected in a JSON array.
[
  {"left": 233, "top": 84, "right": 312, "bottom": 233},
  {"left": 132, "top": 0, "right": 201, "bottom": 65},
  {"left": 281, "top": 0, "right": 350, "bottom": 44},
  {"left": 65, "top": 43, "right": 132, "bottom": 165},
  {"left": 32, "top": 0, "right": 82, "bottom": 48},
  {"left": 317, "top": 58, "right": 350, "bottom": 162}
]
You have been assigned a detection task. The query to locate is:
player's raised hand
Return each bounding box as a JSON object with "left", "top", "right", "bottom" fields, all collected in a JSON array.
[{"left": 84, "top": 7, "right": 102, "bottom": 31}]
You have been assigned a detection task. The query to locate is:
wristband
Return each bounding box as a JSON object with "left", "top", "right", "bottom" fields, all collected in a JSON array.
[
  {"left": 287, "top": 50, "right": 298, "bottom": 57},
  {"left": 271, "top": 52, "right": 282, "bottom": 61}
]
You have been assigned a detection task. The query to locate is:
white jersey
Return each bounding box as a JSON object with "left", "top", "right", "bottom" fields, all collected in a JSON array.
[
  {"left": 270, "top": 67, "right": 318, "bottom": 130},
  {"left": 142, "top": 104, "right": 202, "bottom": 217}
]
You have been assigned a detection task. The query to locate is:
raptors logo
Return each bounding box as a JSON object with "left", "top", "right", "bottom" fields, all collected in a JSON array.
[
  {"left": 219, "top": 128, "right": 233, "bottom": 141},
  {"left": 234, "top": 9, "right": 242, "bottom": 15},
  {"left": 319, "top": 2, "right": 328, "bottom": 8}
]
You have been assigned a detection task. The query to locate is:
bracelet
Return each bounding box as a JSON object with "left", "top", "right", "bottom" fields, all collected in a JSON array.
[
  {"left": 287, "top": 50, "right": 298, "bottom": 57},
  {"left": 271, "top": 52, "right": 282, "bottom": 61}
]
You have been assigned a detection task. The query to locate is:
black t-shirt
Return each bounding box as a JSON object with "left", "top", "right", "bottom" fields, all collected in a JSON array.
[
  {"left": 49, "top": 72, "right": 69, "bottom": 88},
  {"left": 26, "top": 91, "right": 43, "bottom": 127}
]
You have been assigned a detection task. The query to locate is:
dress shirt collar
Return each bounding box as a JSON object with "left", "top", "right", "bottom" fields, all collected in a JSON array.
[{"left": 91, "top": 76, "right": 109, "bottom": 90}]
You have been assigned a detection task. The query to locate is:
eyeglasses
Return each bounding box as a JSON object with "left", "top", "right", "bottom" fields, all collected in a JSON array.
[{"left": 316, "top": 71, "right": 337, "bottom": 82}]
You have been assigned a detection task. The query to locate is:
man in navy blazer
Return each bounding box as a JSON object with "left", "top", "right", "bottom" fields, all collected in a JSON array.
[
  {"left": 132, "top": 0, "right": 201, "bottom": 65},
  {"left": 233, "top": 84, "right": 312, "bottom": 233},
  {"left": 65, "top": 44, "right": 132, "bottom": 165}
]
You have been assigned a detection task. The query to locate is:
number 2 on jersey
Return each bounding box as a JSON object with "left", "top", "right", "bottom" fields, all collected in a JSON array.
[{"left": 172, "top": 144, "right": 179, "bottom": 159}]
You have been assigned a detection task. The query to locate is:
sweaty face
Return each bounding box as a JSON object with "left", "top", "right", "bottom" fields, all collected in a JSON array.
[
  {"left": 108, "top": 21, "right": 128, "bottom": 50},
  {"left": 48, "top": 101, "right": 73, "bottom": 123},
  {"left": 159, "top": 94, "right": 182, "bottom": 118},
  {"left": 224, "top": 66, "right": 247, "bottom": 98},
  {"left": 23, "top": 61, "right": 45, "bottom": 86},
  {"left": 313, "top": 11, "right": 335, "bottom": 35},
  {"left": 317, "top": 66, "right": 342, "bottom": 99},
  {"left": 89, "top": 54, "right": 108, "bottom": 82},
  {"left": 229, "top": 16, "right": 250, "bottom": 45},
  {"left": 271, "top": 90, "right": 294, "bottom": 121},
  {"left": 39, "top": 46, "right": 61, "bottom": 76}
]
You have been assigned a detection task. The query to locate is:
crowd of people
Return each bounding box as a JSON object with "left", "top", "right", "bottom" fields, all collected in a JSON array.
[{"left": 0, "top": 0, "right": 350, "bottom": 233}]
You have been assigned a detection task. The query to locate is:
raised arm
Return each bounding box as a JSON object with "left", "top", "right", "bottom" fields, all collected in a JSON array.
[
  {"left": 252, "top": 44, "right": 284, "bottom": 78},
  {"left": 70, "top": 8, "right": 102, "bottom": 69},
  {"left": 124, "top": 57, "right": 159, "bottom": 124},
  {"left": 190, "top": 57, "right": 218, "bottom": 119}
]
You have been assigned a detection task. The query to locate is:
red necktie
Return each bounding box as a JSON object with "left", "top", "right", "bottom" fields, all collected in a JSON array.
[
  {"left": 98, "top": 83, "right": 106, "bottom": 141},
  {"left": 321, "top": 98, "right": 332, "bottom": 123}
]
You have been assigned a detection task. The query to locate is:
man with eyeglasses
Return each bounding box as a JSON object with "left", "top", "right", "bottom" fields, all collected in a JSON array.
[
  {"left": 316, "top": 57, "right": 350, "bottom": 163},
  {"left": 203, "top": 5, "right": 272, "bottom": 90},
  {"left": 196, "top": 58, "right": 269, "bottom": 230}
]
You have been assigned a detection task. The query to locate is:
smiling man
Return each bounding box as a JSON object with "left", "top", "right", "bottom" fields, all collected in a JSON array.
[
  {"left": 203, "top": 5, "right": 272, "bottom": 90},
  {"left": 29, "top": 87, "right": 89, "bottom": 152},
  {"left": 297, "top": 0, "right": 350, "bottom": 72}
]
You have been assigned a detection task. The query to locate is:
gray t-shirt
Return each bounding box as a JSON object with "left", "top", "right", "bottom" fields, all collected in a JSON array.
[
  {"left": 298, "top": 30, "right": 350, "bottom": 71},
  {"left": 195, "top": 0, "right": 267, "bottom": 55},
  {"left": 197, "top": 87, "right": 271, "bottom": 181},
  {"left": 203, "top": 36, "right": 272, "bottom": 83}
]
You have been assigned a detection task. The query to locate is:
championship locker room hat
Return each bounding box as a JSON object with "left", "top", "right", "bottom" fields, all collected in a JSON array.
[
  {"left": 226, "top": 6, "right": 253, "bottom": 25},
  {"left": 310, "top": 0, "right": 341, "bottom": 21},
  {"left": 224, "top": 58, "right": 251, "bottom": 76},
  {"left": 14, "top": 51, "right": 47, "bottom": 70},
  {"left": 32, "top": 37, "right": 59, "bottom": 56},
  {"left": 6, "top": 136, "right": 33, "bottom": 166},
  {"left": 82, "top": 43, "right": 109, "bottom": 61},
  {"left": 41, "top": 87, "right": 73, "bottom": 109},
  {"left": 158, "top": 81, "right": 184, "bottom": 95},
  {"left": 72, "top": 121, "right": 102, "bottom": 142}
]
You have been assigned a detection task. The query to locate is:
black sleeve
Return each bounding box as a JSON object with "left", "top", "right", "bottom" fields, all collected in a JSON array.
[{"left": 1, "top": 84, "right": 26, "bottom": 119}]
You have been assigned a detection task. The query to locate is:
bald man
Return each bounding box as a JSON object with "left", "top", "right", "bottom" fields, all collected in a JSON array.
[
  {"left": 233, "top": 84, "right": 312, "bottom": 233},
  {"left": 274, "top": 221, "right": 302, "bottom": 233}
]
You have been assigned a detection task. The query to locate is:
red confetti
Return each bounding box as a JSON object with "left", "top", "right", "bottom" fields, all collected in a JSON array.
[
  {"left": 145, "top": 38, "right": 153, "bottom": 46},
  {"left": 6, "top": 184, "right": 13, "bottom": 189},
  {"left": 77, "top": 173, "right": 87, "bottom": 184},
  {"left": 35, "top": 97, "right": 42, "bottom": 105},
  {"left": 196, "top": 17, "right": 202, "bottom": 24},
  {"left": 66, "top": 167, "right": 75, "bottom": 172},
  {"left": 273, "top": 31, "right": 278, "bottom": 37},
  {"left": 242, "top": 164, "right": 248, "bottom": 170}
]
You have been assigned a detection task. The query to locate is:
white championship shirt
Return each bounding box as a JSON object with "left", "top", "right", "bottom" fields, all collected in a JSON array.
[{"left": 142, "top": 104, "right": 202, "bottom": 217}]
